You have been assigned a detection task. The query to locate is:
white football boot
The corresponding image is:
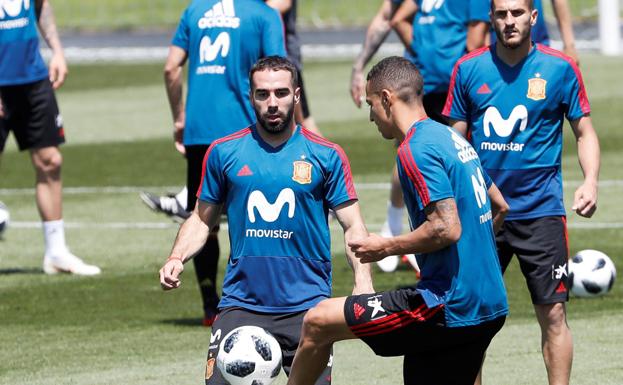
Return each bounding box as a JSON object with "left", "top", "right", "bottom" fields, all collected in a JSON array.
[
  {"left": 43, "top": 251, "right": 101, "bottom": 276},
  {"left": 376, "top": 222, "right": 399, "bottom": 273}
]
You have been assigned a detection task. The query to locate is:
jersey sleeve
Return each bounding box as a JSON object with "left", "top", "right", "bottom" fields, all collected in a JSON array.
[
  {"left": 262, "top": 8, "right": 287, "bottom": 57},
  {"left": 324, "top": 145, "right": 358, "bottom": 209},
  {"left": 443, "top": 62, "right": 469, "bottom": 121},
  {"left": 468, "top": 0, "right": 490, "bottom": 22},
  {"left": 171, "top": 8, "right": 190, "bottom": 51},
  {"left": 397, "top": 142, "right": 454, "bottom": 211},
  {"left": 197, "top": 144, "right": 227, "bottom": 204},
  {"left": 562, "top": 61, "right": 591, "bottom": 121}
]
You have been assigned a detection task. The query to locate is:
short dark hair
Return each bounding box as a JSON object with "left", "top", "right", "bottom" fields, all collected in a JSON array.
[
  {"left": 490, "top": 0, "right": 534, "bottom": 13},
  {"left": 366, "top": 56, "right": 424, "bottom": 103},
  {"left": 249, "top": 56, "right": 299, "bottom": 89}
]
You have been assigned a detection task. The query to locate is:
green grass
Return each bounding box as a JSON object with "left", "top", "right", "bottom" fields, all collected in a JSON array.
[
  {"left": 50, "top": 0, "right": 608, "bottom": 31},
  {"left": 1, "top": 54, "right": 623, "bottom": 384}
]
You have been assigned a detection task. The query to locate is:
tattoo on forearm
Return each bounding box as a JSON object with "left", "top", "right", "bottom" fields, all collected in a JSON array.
[{"left": 38, "top": 1, "right": 61, "bottom": 50}]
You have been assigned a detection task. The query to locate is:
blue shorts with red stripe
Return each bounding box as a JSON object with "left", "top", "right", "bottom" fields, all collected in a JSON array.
[{"left": 344, "top": 287, "right": 505, "bottom": 385}]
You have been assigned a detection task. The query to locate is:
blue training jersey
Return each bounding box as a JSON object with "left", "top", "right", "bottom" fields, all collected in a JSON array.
[
  {"left": 0, "top": 0, "right": 48, "bottom": 86},
  {"left": 398, "top": 118, "right": 508, "bottom": 327},
  {"left": 409, "top": 0, "right": 489, "bottom": 95},
  {"left": 172, "top": 0, "right": 286, "bottom": 145},
  {"left": 491, "top": 0, "right": 550, "bottom": 46},
  {"left": 198, "top": 125, "right": 357, "bottom": 313},
  {"left": 443, "top": 44, "right": 590, "bottom": 220}
]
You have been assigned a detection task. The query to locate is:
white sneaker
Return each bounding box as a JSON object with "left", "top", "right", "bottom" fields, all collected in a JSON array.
[
  {"left": 403, "top": 254, "right": 421, "bottom": 277},
  {"left": 376, "top": 222, "right": 399, "bottom": 273},
  {"left": 43, "top": 252, "right": 101, "bottom": 276}
]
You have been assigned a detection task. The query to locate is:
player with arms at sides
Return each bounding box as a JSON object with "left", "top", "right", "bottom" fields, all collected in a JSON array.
[
  {"left": 443, "top": 1, "right": 600, "bottom": 384},
  {"left": 0, "top": 0, "right": 100, "bottom": 275},
  {"left": 352, "top": 0, "right": 491, "bottom": 273},
  {"left": 159, "top": 56, "right": 374, "bottom": 385},
  {"left": 286, "top": 56, "right": 509, "bottom": 385},
  {"left": 155, "top": 0, "right": 286, "bottom": 326}
]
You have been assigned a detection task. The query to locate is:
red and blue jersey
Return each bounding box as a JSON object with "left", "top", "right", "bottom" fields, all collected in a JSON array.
[
  {"left": 398, "top": 118, "right": 508, "bottom": 327},
  {"left": 0, "top": 0, "right": 48, "bottom": 86},
  {"left": 443, "top": 44, "right": 590, "bottom": 220},
  {"left": 172, "top": 0, "right": 285, "bottom": 146},
  {"left": 409, "top": 0, "right": 489, "bottom": 94},
  {"left": 198, "top": 125, "right": 357, "bottom": 313}
]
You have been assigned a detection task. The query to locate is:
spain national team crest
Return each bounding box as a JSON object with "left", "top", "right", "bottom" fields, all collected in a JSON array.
[
  {"left": 292, "top": 161, "right": 312, "bottom": 184},
  {"left": 527, "top": 76, "right": 547, "bottom": 101},
  {"left": 205, "top": 358, "right": 215, "bottom": 380}
]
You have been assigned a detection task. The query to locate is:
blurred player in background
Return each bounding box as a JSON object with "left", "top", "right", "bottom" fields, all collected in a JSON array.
[
  {"left": 444, "top": 0, "right": 600, "bottom": 383},
  {"left": 287, "top": 56, "right": 509, "bottom": 385},
  {"left": 0, "top": 0, "right": 100, "bottom": 275},
  {"left": 351, "top": 0, "right": 489, "bottom": 273},
  {"left": 159, "top": 56, "right": 373, "bottom": 384},
  {"left": 157, "top": 0, "right": 285, "bottom": 326}
]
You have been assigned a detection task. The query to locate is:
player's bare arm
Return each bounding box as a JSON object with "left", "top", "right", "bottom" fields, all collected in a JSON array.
[
  {"left": 349, "top": 197, "right": 461, "bottom": 263},
  {"left": 390, "top": 0, "right": 418, "bottom": 56},
  {"left": 487, "top": 183, "right": 509, "bottom": 233},
  {"left": 570, "top": 115, "right": 600, "bottom": 218},
  {"left": 551, "top": 0, "right": 579, "bottom": 65},
  {"left": 351, "top": 0, "right": 400, "bottom": 108},
  {"left": 265, "top": 0, "right": 292, "bottom": 13},
  {"left": 36, "top": 0, "right": 66, "bottom": 89},
  {"left": 333, "top": 200, "right": 375, "bottom": 295},
  {"left": 449, "top": 118, "right": 469, "bottom": 137},
  {"left": 164, "top": 46, "right": 189, "bottom": 154},
  {"left": 159, "top": 200, "right": 222, "bottom": 290},
  {"left": 466, "top": 21, "right": 488, "bottom": 52},
  {"left": 0, "top": 95, "right": 4, "bottom": 118}
]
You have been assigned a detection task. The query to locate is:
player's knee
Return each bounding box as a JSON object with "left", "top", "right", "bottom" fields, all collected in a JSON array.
[
  {"left": 536, "top": 302, "right": 568, "bottom": 329},
  {"left": 302, "top": 304, "right": 330, "bottom": 343},
  {"left": 33, "top": 148, "right": 63, "bottom": 174}
]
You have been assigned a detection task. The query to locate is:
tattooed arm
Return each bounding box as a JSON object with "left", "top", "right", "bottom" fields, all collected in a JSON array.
[
  {"left": 36, "top": 0, "right": 67, "bottom": 89},
  {"left": 349, "top": 198, "right": 462, "bottom": 263}
]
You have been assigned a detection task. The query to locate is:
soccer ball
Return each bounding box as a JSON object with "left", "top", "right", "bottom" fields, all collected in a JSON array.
[
  {"left": 0, "top": 202, "right": 9, "bottom": 237},
  {"left": 569, "top": 249, "right": 616, "bottom": 297},
  {"left": 216, "top": 326, "right": 282, "bottom": 385}
]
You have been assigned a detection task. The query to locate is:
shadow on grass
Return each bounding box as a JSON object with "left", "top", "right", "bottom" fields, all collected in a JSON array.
[
  {"left": 160, "top": 318, "right": 205, "bottom": 327},
  {"left": 0, "top": 267, "right": 43, "bottom": 275}
]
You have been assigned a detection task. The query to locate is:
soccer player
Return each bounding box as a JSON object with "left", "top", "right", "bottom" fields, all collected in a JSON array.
[
  {"left": 159, "top": 56, "right": 374, "bottom": 385},
  {"left": 286, "top": 56, "right": 509, "bottom": 385},
  {"left": 0, "top": 0, "right": 100, "bottom": 275},
  {"left": 443, "top": 1, "right": 600, "bottom": 384},
  {"left": 352, "top": 0, "right": 490, "bottom": 273},
  {"left": 159, "top": 0, "right": 286, "bottom": 326}
]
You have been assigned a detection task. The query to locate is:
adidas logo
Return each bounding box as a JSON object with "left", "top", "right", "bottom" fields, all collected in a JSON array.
[
  {"left": 237, "top": 165, "right": 253, "bottom": 177},
  {"left": 353, "top": 303, "right": 365, "bottom": 320},
  {"left": 477, "top": 83, "right": 492, "bottom": 94},
  {"left": 198, "top": 0, "right": 240, "bottom": 29}
]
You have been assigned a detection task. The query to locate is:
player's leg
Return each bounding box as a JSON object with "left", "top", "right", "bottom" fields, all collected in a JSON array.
[
  {"left": 286, "top": 297, "right": 355, "bottom": 385},
  {"left": 512, "top": 217, "right": 572, "bottom": 385},
  {"left": 294, "top": 69, "right": 323, "bottom": 137},
  {"left": 186, "top": 145, "right": 220, "bottom": 325},
  {"left": 378, "top": 160, "right": 404, "bottom": 273},
  {"left": 30, "top": 145, "right": 62, "bottom": 221},
  {"left": 139, "top": 186, "right": 190, "bottom": 222}
]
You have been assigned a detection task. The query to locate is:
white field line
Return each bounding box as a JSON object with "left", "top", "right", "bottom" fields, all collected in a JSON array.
[
  {"left": 1, "top": 180, "right": 622, "bottom": 196},
  {"left": 9, "top": 221, "right": 623, "bottom": 230}
]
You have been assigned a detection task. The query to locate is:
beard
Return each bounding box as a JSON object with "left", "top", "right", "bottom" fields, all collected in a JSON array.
[
  {"left": 495, "top": 26, "right": 530, "bottom": 49},
  {"left": 256, "top": 103, "right": 295, "bottom": 135}
]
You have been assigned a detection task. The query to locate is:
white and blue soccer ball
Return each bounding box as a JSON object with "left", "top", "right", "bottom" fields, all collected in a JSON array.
[
  {"left": 217, "top": 326, "right": 282, "bottom": 385},
  {"left": 569, "top": 249, "right": 616, "bottom": 297},
  {"left": 0, "top": 202, "right": 9, "bottom": 237}
]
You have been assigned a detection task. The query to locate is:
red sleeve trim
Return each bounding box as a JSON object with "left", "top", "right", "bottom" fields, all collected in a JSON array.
[
  {"left": 442, "top": 46, "right": 491, "bottom": 117},
  {"left": 397, "top": 129, "right": 430, "bottom": 207}
]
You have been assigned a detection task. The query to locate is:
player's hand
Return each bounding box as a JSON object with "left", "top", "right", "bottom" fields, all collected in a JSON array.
[
  {"left": 348, "top": 233, "right": 390, "bottom": 263},
  {"left": 0, "top": 96, "right": 4, "bottom": 118},
  {"left": 350, "top": 68, "right": 365, "bottom": 108},
  {"left": 563, "top": 45, "right": 580, "bottom": 66},
  {"left": 571, "top": 181, "right": 597, "bottom": 218},
  {"left": 173, "top": 120, "right": 185, "bottom": 155},
  {"left": 159, "top": 258, "right": 184, "bottom": 290},
  {"left": 48, "top": 52, "right": 68, "bottom": 89}
]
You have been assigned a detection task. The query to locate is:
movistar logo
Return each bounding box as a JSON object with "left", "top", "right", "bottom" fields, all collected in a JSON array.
[
  {"left": 421, "top": 0, "right": 444, "bottom": 13},
  {"left": 198, "top": 0, "right": 240, "bottom": 29},
  {"left": 0, "top": 0, "right": 29, "bottom": 19},
  {"left": 199, "top": 32, "right": 230, "bottom": 63},
  {"left": 483, "top": 105, "right": 528, "bottom": 138},
  {"left": 472, "top": 168, "right": 487, "bottom": 209},
  {"left": 247, "top": 188, "right": 295, "bottom": 223}
]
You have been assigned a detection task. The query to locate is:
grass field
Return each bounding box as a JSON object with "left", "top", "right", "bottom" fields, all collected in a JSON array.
[
  {"left": 1, "top": 55, "right": 623, "bottom": 384},
  {"left": 50, "top": 0, "right": 607, "bottom": 31}
]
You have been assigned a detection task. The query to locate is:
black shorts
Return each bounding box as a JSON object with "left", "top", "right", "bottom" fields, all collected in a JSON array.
[
  {"left": 345, "top": 288, "right": 505, "bottom": 385},
  {"left": 205, "top": 307, "right": 332, "bottom": 385},
  {"left": 185, "top": 144, "right": 210, "bottom": 211},
  {"left": 0, "top": 79, "right": 65, "bottom": 152},
  {"left": 296, "top": 69, "right": 311, "bottom": 119},
  {"left": 497, "top": 216, "right": 570, "bottom": 305},
  {"left": 422, "top": 92, "right": 449, "bottom": 125}
]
